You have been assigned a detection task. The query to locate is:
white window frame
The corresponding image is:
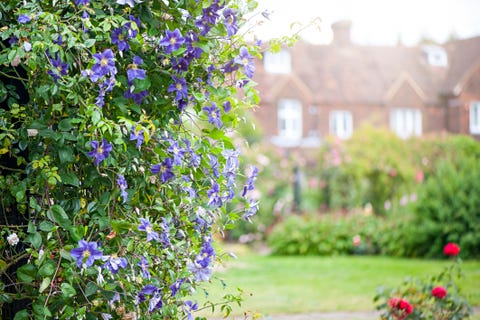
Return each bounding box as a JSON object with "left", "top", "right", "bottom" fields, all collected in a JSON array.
[
  {"left": 470, "top": 101, "right": 480, "bottom": 134},
  {"left": 329, "top": 110, "right": 353, "bottom": 140},
  {"left": 264, "top": 50, "right": 291, "bottom": 74},
  {"left": 390, "top": 108, "right": 422, "bottom": 139},
  {"left": 278, "top": 99, "right": 302, "bottom": 140}
]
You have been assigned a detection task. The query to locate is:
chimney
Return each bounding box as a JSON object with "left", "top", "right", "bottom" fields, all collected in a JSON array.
[{"left": 331, "top": 20, "right": 352, "bottom": 46}]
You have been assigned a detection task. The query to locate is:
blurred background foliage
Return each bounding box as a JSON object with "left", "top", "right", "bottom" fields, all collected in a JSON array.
[{"left": 230, "top": 121, "right": 480, "bottom": 259}]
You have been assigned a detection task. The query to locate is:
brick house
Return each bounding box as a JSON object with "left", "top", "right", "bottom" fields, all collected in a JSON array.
[{"left": 252, "top": 21, "right": 480, "bottom": 148}]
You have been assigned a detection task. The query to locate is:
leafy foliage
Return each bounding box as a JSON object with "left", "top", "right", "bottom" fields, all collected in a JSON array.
[
  {"left": 0, "top": 0, "right": 270, "bottom": 318},
  {"left": 375, "top": 248, "right": 472, "bottom": 319}
]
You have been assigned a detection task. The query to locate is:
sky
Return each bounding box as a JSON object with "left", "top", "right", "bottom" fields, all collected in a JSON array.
[{"left": 250, "top": 0, "right": 480, "bottom": 46}]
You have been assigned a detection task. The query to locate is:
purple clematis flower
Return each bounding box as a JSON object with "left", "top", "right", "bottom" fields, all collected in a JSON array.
[
  {"left": 111, "top": 27, "right": 130, "bottom": 52},
  {"left": 203, "top": 103, "right": 223, "bottom": 128},
  {"left": 129, "top": 126, "right": 144, "bottom": 148},
  {"left": 207, "top": 182, "right": 222, "bottom": 207},
  {"left": 117, "top": 174, "right": 128, "bottom": 203},
  {"left": 170, "top": 278, "right": 185, "bottom": 297},
  {"left": 167, "top": 76, "right": 188, "bottom": 102},
  {"left": 223, "top": 8, "right": 238, "bottom": 37},
  {"left": 234, "top": 46, "right": 255, "bottom": 79},
  {"left": 116, "top": 0, "right": 142, "bottom": 7},
  {"left": 127, "top": 56, "right": 146, "bottom": 82},
  {"left": 243, "top": 198, "right": 259, "bottom": 221},
  {"left": 242, "top": 165, "right": 258, "bottom": 196},
  {"left": 167, "top": 139, "right": 185, "bottom": 166},
  {"left": 75, "top": 0, "right": 90, "bottom": 5},
  {"left": 70, "top": 240, "right": 103, "bottom": 268},
  {"left": 91, "top": 49, "right": 117, "bottom": 79},
  {"left": 159, "top": 28, "right": 185, "bottom": 54},
  {"left": 18, "top": 14, "right": 31, "bottom": 24},
  {"left": 87, "top": 138, "right": 113, "bottom": 165},
  {"left": 102, "top": 255, "right": 128, "bottom": 274},
  {"left": 151, "top": 158, "right": 175, "bottom": 183},
  {"left": 47, "top": 55, "right": 68, "bottom": 82},
  {"left": 138, "top": 256, "right": 150, "bottom": 279},
  {"left": 138, "top": 218, "right": 159, "bottom": 242}
]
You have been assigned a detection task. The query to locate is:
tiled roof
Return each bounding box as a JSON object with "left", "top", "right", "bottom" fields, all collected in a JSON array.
[{"left": 255, "top": 37, "right": 480, "bottom": 105}]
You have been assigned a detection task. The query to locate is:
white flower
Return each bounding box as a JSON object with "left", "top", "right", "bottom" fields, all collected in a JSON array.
[
  {"left": 7, "top": 233, "right": 19, "bottom": 246},
  {"left": 116, "top": 0, "right": 142, "bottom": 7}
]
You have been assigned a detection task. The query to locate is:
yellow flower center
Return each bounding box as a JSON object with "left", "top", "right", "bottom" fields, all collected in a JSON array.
[
  {"left": 170, "top": 37, "right": 176, "bottom": 45},
  {"left": 101, "top": 58, "right": 109, "bottom": 66},
  {"left": 82, "top": 250, "right": 91, "bottom": 259},
  {"left": 97, "top": 147, "right": 104, "bottom": 154}
]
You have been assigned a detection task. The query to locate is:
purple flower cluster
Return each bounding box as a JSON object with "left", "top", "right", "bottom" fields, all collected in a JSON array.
[
  {"left": 234, "top": 46, "right": 255, "bottom": 79},
  {"left": 18, "top": 14, "right": 31, "bottom": 24},
  {"left": 138, "top": 218, "right": 159, "bottom": 242},
  {"left": 242, "top": 165, "right": 258, "bottom": 196},
  {"left": 187, "top": 237, "right": 215, "bottom": 282},
  {"left": 124, "top": 55, "right": 149, "bottom": 104},
  {"left": 102, "top": 255, "right": 128, "bottom": 274},
  {"left": 111, "top": 21, "right": 137, "bottom": 52},
  {"left": 117, "top": 174, "right": 128, "bottom": 203},
  {"left": 136, "top": 285, "right": 163, "bottom": 312},
  {"left": 129, "top": 126, "right": 144, "bottom": 148},
  {"left": 82, "top": 49, "right": 118, "bottom": 107},
  {"left": 203, "top": 103, "right": 222, "bottom": 128},
  {"left": 138, "top": 256, "right": 150, "bottom": 279}
]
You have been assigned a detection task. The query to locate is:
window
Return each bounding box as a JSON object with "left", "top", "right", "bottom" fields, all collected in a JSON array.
[
  {"left": 278, "top": 99, "right": 302, "bottom": 140},
  {"left": 470, "top": 101, "right": 480, "bottom": 134},
  {"left": 422, "top": 45, "right": 448, "bottom": 67},
  {"left": 329, "top": 110, "right": 353, "bottom": 139},
  {"left": 264, "top": 50, "right": 291, "bottom": 74},
  {"left": 390, "top": 108, "right": 422, "bottom": 138}
]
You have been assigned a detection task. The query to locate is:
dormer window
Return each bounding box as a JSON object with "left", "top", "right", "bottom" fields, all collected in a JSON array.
[
  {"left": 264, "top": 50, "right": 291, "bottom": 74},
  {"left": 422, "top": 45, "right": 448, "bottom": 67}
]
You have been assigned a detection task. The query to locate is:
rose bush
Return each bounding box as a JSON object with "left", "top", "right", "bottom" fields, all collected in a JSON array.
[
  {"left": 0, "top": 0, "right": 269, "bottom": 318},
  {"left": 375, "top": 243, "right": 472, "bottom": 319}
]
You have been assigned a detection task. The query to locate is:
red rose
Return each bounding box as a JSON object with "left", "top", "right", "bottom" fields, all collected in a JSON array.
[
  {"left": 443, "top": 243, "right": 460, "bottom": 256},
  {"left": 388, "top": 297, "right": 413, "bottom": 316},
  {"left": 398, "top": 299, "right": 413, "bottom": 314},
  {"left": 432, "top": 286, "right": 447, "bottom": 299}
]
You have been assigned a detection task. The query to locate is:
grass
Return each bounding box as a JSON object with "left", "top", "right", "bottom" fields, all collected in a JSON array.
[{"left": 195, "top": 244, "right": 480, "bottom": 317}]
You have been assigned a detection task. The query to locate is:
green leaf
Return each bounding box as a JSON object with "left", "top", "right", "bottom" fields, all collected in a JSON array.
[
  {"left": 58, "top": 146, "right": 75, "bottom": 163},
  {"left": 39, "top": 277, "right": 51, "bottom": 293},
  {"left": 133, "top": 77, "right": 151, "bottom": 91},
  {"left": 61, "top": 172, "right": 80, "bottom": 186},
  {"left": 68, "top": 225, "right": 85, "bottom": 241},
  {"left": 13, "top": 309, "right": 29, "bottom": 320},
  {"left": 61, "top": 283, "right": 77, "bottom": 298},
  {"left": 47, "top": 205, "right": 71, "bottom": 229},
  {"left": 17, "top": 264, "right": 36, "bottom": 284},
  {"left": 38, "top": 262, "right": 56, "bottom": 277},
  {"left": 111, "top": 219, "right": 132, "bottom": 233},
  {"left": 0, "top": 259, "right": 7, "bottom": 272},
  {"left": 58, "top": 118, "right": 73, "bottom": 131},
  {"left": 39, "top": 221, "right": 55, "bottom": 232},
  {"left": 26, "top": 232, "right": 42, "bottom": 249},
  {"left": 84, "top": 38, "right": 96, "bottom": 48},
  {"left": 85, "top": 282, "right": 98, "bottom": 297}
]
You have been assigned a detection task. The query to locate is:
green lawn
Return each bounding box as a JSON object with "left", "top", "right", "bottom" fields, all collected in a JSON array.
[{"left": 195, "top": 245, "right": 480, "bottom": 317}]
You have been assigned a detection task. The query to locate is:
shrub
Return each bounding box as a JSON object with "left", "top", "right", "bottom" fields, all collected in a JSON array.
[
  {"left": 267, "top": 213, "right": 381, "bottom": 256},
  {"left": 375, "top": 243, "right": 472, "bottom": 319},
  {"left": 407, "top": 156, "right": 480, "bottom": 258}
]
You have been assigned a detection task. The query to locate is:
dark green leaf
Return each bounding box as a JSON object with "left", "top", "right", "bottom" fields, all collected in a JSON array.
[
  {"left": 47, "top": 204, "right": 71, "bottom": 229},
  {"left": 38, "top": 262, "right": 56, "bottom": 277},
  {"left": 17, "top": 264, "right": 36, "bottom": 284},
  {"left": 61, "top": 283, "right": 76, "bottom": 298}
]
